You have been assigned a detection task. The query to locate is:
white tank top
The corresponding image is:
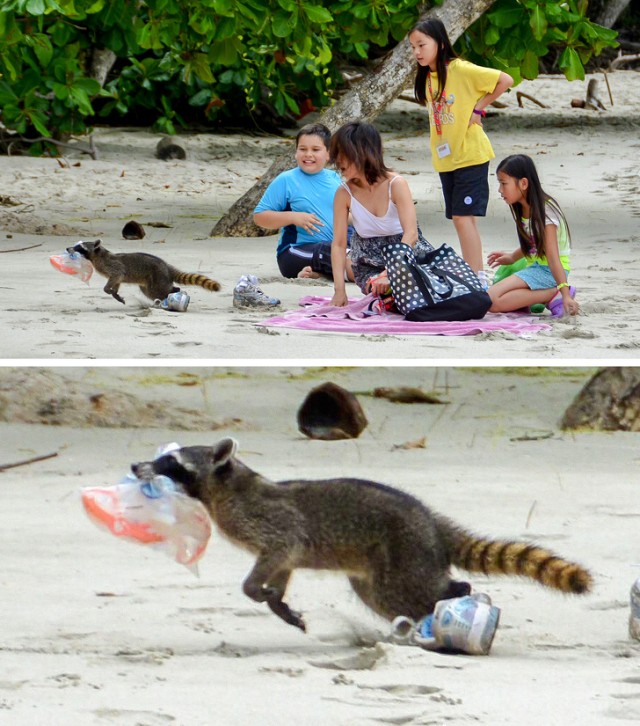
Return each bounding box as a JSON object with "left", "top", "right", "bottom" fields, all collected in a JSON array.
[{"left": 343, "top": 176, "right": 404, "bottom": 238}]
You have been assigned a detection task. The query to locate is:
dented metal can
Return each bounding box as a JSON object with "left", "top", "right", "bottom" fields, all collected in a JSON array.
[{"left": 156, "top": 291, "right": 190, "bottom": 312}]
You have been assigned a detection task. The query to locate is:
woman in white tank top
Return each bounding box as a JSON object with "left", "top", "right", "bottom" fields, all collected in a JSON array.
[{"left": 328, "top": 121, "right": 432, "bottom": 306}]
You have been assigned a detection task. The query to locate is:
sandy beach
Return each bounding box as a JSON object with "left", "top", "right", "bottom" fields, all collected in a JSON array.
[
  {"left": 1, "top": 72, "right": 639, "bottom": 361},
  {"left": 0, "top": 365, "right": 638, "bottom": 725}
]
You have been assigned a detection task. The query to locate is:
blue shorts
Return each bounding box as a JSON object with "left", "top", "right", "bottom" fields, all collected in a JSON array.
[
  {"left": 439, "top": 162, "right": 490, "bottom": 219},
  {"left": 515, "top": 262, "right": 568, "bottom": 290}
]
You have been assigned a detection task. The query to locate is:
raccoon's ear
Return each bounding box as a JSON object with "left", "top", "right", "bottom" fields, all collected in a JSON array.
[
  {"left": 94, "top": 239, "right": 102, "bottom": 249},
  {"left": 211, "top": 438, "right": 237, "bottom": 468}
]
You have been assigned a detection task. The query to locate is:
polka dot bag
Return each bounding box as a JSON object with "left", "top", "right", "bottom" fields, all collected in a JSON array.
[{"left": 381, "top": 242, "right": 491, "bottom": 322}]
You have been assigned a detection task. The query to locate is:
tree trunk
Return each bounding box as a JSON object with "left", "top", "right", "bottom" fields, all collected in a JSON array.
[
  {"left": 561, "top": 367, "right": 640, "bottom": 431},
  {"left": 90, "top": 48, "right": 117, "bottom": 88},
  {"left": 211, "top": 0, "right": 497, "bottom": 237},
  {"left": 596, "top": 0, "right": 632, "bottom": 29}
]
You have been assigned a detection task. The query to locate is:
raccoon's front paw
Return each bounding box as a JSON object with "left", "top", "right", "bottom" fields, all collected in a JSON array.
[
  {"left": 267, "top": 598, "right": 306, "bottom": 632},
  {"left": 259, "top": 587, "right": 306, "bottom": 632}
]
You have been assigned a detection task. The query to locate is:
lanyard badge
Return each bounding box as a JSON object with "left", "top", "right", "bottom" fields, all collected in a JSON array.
[
  {"left": 427, "top": 73, "right": 444, "bottom": 136},
  {"left": 427, "top": 73, "right": 451, "bottom": 158}
]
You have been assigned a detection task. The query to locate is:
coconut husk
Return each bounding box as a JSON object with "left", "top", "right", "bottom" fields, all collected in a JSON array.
[{"left": 297, "top": 382, "right": 368, "bottom": 440}]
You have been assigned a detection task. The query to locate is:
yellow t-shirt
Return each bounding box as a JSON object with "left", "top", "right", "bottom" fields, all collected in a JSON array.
[{"left": 425, "top": 59, "right": 502, "bottom": 173}]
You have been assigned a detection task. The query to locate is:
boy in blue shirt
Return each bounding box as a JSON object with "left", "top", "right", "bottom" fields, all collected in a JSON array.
[{"left": 254, "top": 123, "right": 353, "bottom": 280}]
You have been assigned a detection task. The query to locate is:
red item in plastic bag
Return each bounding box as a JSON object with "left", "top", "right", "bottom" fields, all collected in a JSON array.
[
  {"left": 81, "top": 474, "right": 212, "bottom": 570},
  {"left": 50, "top": 250, "right": 93, "bottom": 283}
]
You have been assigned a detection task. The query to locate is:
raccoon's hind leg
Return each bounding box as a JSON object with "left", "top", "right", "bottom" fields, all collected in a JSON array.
[
  {"left": 348, "top": 544, "right": 458, "bottom": 622},
  {"left": 143, "top": 276, "right": 180, "bottom": 301},
  {"left": 349, "top": 572, "right": 444, "bottom": 622},
  {"left": 441, "top": 579, "right": 472, "bottom": 599},
  {"left": 139, "top": 284, "right": 179, "bottom": 301}
]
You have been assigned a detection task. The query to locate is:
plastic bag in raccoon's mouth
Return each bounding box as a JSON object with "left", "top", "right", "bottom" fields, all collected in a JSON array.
[
  {"left": 50, "top": 250, "right": 93, "bottom": 283},
  {"left": 81, "top": 443, "right": 212, "bottom": 574}
]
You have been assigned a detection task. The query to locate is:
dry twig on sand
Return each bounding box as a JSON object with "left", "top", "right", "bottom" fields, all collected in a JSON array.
[
  {"left": 0, "top": 451, "right": 59, "bottom": 473},
  {"left": 0, "top": 243, "right": 43, "bottom": 254},
  {"left": 516, "top": 91, "right": 549, "bottom": 109},
  {"left": 608, "top": 51, "right": 640, "bottom": 71}
]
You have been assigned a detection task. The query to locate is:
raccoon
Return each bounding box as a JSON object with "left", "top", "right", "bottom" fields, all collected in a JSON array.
[
  {"left": 132, "top": 438, "right": 592, "bottom": 632},
  {"left": 68, "top": 239, "right": 220, "bottom": 304}
]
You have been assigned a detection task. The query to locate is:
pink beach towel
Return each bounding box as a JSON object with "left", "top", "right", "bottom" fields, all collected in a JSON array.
[{"left": 258, "top": 295, "right": 552, "bottom": 336}]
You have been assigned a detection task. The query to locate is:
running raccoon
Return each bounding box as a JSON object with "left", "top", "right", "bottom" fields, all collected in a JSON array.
[
  {"left": 132, "top": 438, "right": 592, "bottom": 632},
  {"left": 68, "top": 239, "right": 220, "bottom": 304}
]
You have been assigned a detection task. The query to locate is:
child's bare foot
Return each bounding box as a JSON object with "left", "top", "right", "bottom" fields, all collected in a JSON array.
[{"left": 297, "top": 266, "right": 321, "bottom": 279}]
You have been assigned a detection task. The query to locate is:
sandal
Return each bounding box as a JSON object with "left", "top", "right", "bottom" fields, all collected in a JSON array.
[{"left": 547, "top": 285, "right": 576, "bottom": 317}]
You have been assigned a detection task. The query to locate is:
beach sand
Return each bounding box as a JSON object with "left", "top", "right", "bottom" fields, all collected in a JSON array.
[
  {"left": 1, "top": 72, "right": 639, "bottom": 360},
  {"left": 0, "top": 365, "right": 638, "bottom": 725}
]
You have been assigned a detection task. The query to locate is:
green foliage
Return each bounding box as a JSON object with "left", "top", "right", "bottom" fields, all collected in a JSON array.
[
  {"left": 458, "top": 0, "right": 618, "bottom": 83},
  {"left": 0, "top": 0, "right": 619, "bottom": 145}
]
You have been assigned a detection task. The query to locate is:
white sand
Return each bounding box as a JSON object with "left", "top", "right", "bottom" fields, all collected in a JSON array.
[
  {"left": 0, "top": 366, "right": 638, "bottom": 725},
  {"left": 1, "top": 72, "right": 639, "bottom": 360}
]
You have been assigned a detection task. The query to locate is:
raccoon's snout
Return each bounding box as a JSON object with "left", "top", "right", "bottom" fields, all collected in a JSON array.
[
  {"left": 67, "top": 242, "right": 84, "bottom": 256},
  {"left": 131, "top": 461, "right": 156, "bottom": 480}
]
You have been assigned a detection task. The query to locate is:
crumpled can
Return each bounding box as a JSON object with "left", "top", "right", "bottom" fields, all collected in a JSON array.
[
  {"left": 391, "top": 592, "right": 500, "bottom": 655},
  {"left": 155, "top": 291, "right": 190, "bottom": 312}
]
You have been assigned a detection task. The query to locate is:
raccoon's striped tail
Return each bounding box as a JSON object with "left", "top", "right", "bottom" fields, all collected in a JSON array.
[
  {"left": 451, "top": 531, "right": 592, "bottom": 594},
  {"left": 175, "top": 272, "right": 221, "bottom": 292}
]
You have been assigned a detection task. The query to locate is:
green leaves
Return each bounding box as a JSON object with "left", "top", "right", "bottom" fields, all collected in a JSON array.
[
  {"left": 303, "top": 4, "right": 332, "bottom": 24},
  {"left": 529, "top": 5, "right": 547, "bottom": 40},
  {"left": 559, "top": 46, "right": 584, "bottom": 81},
  {"left": 459, "top": 0, "right": 618, "bottom": 83},
  {"left": 0, "top": 0, "right": 621, "bottom": 145}
]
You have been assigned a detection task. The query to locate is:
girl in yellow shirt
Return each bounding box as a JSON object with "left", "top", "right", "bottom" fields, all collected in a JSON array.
[{"left": 410, "top": 19, "right": 513, "bottom": 286}]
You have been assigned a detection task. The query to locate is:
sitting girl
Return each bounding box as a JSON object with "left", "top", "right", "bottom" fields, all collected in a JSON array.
[
  {"left": 487, "top": 154, "right": 579, "bottom": 317},
  {"left": 328, "top": 121, "right": 432, "bottom": 307}
]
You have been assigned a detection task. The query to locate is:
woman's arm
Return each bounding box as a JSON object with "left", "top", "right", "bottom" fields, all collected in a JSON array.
[
  {"left": 365, "top": 176, "right": 418, "bottom": 298},
  {"left": 330, "top": 188, "right": 351, "bottom": 307},
  {"left": 544, "top": 224, "right": 579, "bottom": 315},
  {"left": 392, "top": 176, "right": 419, "bottom": 248}
]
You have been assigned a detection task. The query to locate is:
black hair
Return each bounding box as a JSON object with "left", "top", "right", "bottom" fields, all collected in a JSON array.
[
  {"left": 329, "top": 121, "right": 390, "bottom": 186},
  {"left": 296, "top": 123, "right": 331, "bottom": 150},
  {"left": 410, "top": 18, "right": 457, "bottom": 105},
  {"left": 496, "top": 154, "right": 571, "bottom": 258}
]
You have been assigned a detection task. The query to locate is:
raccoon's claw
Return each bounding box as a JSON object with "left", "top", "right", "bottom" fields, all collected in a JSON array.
[
  {"left": 267, "top": 598, "right": 306, "bottom": 632},
  {"left": 261, "top": 588, "right": 306, "bottom": 632}
]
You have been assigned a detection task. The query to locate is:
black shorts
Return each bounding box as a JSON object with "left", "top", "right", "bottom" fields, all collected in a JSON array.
[
  {"left": 439, "top": 162, "right": 490, "bottom": 219},
  {"left": 277, "top": 242, "right": 333, "bottom": 278}
]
